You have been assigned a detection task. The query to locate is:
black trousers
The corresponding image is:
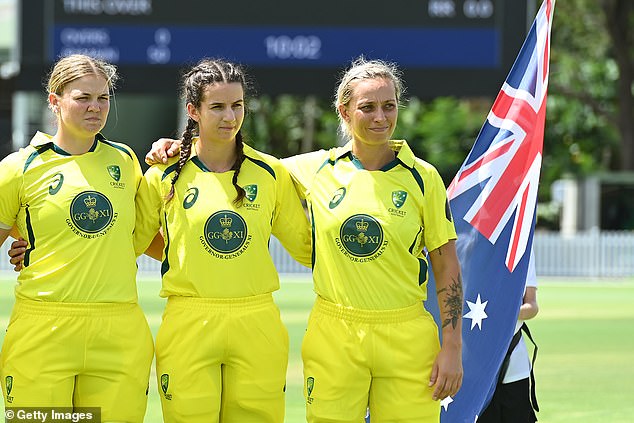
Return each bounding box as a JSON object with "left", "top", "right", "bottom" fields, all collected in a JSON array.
[{"left": 478, "top": 378, "right": 537, "bottom": 423}]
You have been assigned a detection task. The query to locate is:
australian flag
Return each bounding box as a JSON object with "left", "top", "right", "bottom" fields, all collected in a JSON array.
[{"left": 425, "top": 0, "right": 555, "bottom": 421}]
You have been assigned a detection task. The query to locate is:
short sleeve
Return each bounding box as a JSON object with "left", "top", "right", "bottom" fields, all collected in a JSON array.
[
  {"left": 133, "top": 166, "right": 165, "bottom": 256},
  {"left": 271, "top": 162, "right": 312, "bottom": 267},
  {"left": 282, "top": 150, "right": 329, "bottom": 199},
  {"left": 421, "top": 166, "right": 457, "bottom": 252},
  {"left": 0, "top": 152, "right": 24, "bottom": 229}
]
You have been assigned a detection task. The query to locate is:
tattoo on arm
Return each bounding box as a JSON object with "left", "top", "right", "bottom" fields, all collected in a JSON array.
[{"left": 438, "top": 275, "right": 463, "bottom": 329}]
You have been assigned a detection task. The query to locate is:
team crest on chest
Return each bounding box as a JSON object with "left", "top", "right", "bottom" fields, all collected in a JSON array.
[
  {"left": 335, "top": 214, "right": 388, "bottom": 262},
  {"left": 244, "top": 184, "right": 258, "bottom": 202},
  {"left": 392, "top": 190, "right": 407, "bottom": 208},
  {"left": 242, "top": 184, "right": 260, "bottom": 210},
  {"left": 67, "top": 190, "right": 118, "bottom": 238},
  {"left": 107, "top": 164, "right": 126, "bottom": 189},
  {"left": 107, "top": 165, "right": 120, "bottom": 181},
  {"left": 201, "top": 210, "right": 252, "bottom": 257}
]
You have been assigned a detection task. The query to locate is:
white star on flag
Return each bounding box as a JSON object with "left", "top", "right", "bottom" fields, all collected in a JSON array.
[
  {"left": 464, "top": 294, "right": 488, "bottom": 330},
  {"left": 441, "top": 396, "right": 454, "bottom": 412}
]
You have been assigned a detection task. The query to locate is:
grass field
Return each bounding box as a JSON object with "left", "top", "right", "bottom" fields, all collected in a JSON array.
[{"left": 0, "top": 273, "right": 633, "bottom": 422}]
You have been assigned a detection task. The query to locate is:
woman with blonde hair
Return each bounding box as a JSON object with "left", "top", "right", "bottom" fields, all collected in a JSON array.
[
  {"left": 145, "top": 56, "right": 464, "bottom": 422},
  {"left": 0, "top": 54, "right": 153, "bottom": 422}
]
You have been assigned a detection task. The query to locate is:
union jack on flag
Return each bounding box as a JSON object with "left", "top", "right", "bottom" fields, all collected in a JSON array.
[{"left": 425, "top": 0, "right": 555, "bottom": 422}]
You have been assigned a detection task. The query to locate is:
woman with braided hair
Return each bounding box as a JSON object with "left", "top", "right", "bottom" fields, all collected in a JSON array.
[
  {"left": 144, "top": 57, "right": 464, "bottom": 422},
  {"left": 132, "top": 58, "right": 312, "bottom": 422}
]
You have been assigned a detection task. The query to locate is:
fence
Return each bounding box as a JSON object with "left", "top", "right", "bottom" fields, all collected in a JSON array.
[
  {"left": 2, "top": 231, "right": 634, "bottom": 277},
  {"left": 534, "top": 230, "right": 634, "bottom": 277}
]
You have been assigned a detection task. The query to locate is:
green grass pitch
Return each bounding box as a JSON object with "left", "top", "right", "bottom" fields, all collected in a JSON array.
[{"left": 0, "top": 273, "right": 632, "bottom": 422}]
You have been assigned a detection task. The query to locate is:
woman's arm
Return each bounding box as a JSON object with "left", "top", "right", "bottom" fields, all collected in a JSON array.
[
  {"left": 428, "top": 240, "right": 464, "bottom": 401},
  {"left": 144, "top": 232, "right": 165, "bottom": 261},
  {"left": 519, "top": 286, "right": 538, "bottom": 321}
]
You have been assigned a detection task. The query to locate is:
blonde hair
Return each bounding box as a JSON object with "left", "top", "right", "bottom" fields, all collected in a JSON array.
[
  {"left": 334, "top": 57, "right": 405, "bottom": 141},
  {"left": 47, "top": 54, "right": 118, "bottom": 98}
]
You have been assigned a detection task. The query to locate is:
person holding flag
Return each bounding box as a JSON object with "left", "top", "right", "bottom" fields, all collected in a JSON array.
[{"left": 478, "top": 249, "right": 539, "bottom": 423}]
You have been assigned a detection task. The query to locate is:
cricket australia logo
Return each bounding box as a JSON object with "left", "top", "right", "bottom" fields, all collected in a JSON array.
[
  {"left": 306, "top": 376, "right": 314, "bottom": 404},
  {"left": 160, "top": 374, "right": 172, "bottom": 400},
  {"left": 203, "top": 210, "right": 249, "bottom": 255},
  {"left": 339, "top": 214, "right": 384, "bottom": 257},
  {"left": 107, "top": 165, "right": 120, "bottom": 181},
  {"left": 69, "top": 191, "right": 113, "bottom": 233},
  {"left": 244, "top": 184, "right": 258, "bottom": 202},
  {"left": 392, "top": 190, "right": 407, "bottom": 208},
  {"left": 108, "top": 165, "right": 126, "bottom": 189},
  {"left": 5, "top": 375, "right": 13, "bottom": 403}
]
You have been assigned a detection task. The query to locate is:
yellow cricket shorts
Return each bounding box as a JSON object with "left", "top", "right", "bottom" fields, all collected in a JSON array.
[
  {"left": 0, "top": 299, "right": 154, "bottom": 422},
  {"left": 156, "top": 293, "right": 289, "bottom": 423},
  {"left": 302, "top": 296, "right": 441, "bottom": 423}
]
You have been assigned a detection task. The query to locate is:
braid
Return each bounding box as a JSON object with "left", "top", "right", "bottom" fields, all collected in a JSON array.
[
  {"left": 178, "top": 58, "right": 251, "bottom": 205},
  {"left": 231, "top": 131, "right": 247, "bottom": 206},
  {"left": 166, "top": 118, "right": 196, "bottom": 202}
]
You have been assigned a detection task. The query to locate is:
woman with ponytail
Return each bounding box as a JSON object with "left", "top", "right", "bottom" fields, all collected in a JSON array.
[{"left": 133, "top": 58, "right": 312, "bottom": 423}]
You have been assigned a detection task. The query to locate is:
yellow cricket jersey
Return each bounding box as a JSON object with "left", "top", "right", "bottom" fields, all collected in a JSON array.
[
  {"left": 0, "top": 132, "right": 142, "bottom": 302},
  {"left": 134, "top": 143, "right": 311, "bottom": 298},
  {"left": 283, "top": 140, "right": 457, "bottom": 310}
]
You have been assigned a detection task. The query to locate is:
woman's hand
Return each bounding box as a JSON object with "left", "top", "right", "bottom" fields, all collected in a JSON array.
[
  {"left": 8, "top": 237, "right": 27, "bottom": 272},
  {"left": 145, "top": 138, "right": 182, "bottom": 165}
]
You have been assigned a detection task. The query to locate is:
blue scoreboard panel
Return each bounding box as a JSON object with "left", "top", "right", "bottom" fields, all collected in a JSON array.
[{"left": 19, "top": 0, "right": 530, "bottom": 97}]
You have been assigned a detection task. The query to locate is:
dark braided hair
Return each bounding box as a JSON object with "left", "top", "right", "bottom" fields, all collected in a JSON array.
[
  {"left": 231, "top": 131, "right": 247, "bottom": 205},
  {"left": 167, "top": 58, "right": 249, "bottom": 205}
]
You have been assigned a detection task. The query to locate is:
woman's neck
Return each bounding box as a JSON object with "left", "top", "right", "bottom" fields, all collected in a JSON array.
[
  {"left": 195, "top": 139, "right": 238, "bottom": 173},
  {"left": 52, "top": 130, "right": 95, "bottom": 155},
  {"left": 351, "top": 141, "right": 396, "bottom": 171}
]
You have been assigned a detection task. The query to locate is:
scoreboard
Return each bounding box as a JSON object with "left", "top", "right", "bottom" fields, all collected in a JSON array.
[{"left": 18, "top": 0, "right": 531, "bottom": 97}]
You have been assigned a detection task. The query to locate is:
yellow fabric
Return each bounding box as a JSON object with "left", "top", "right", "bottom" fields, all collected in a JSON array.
[
  {"left": 134, "top": 143, "right": 311, "bottom": 298},
  {"left": 0, "top": 300, "right": 154, "bottom": 422},
  {"left": 156, "top": 294, "right": 288, "bottom": 423},
  {"left": 283, "top": 140, "right": 457, "bottom": 310},
  {"left": 0, "top": 131, "right": 142, "bottom": 302},
  {"left": 302, "top": 296, "right": 441, "bottom": 423}
]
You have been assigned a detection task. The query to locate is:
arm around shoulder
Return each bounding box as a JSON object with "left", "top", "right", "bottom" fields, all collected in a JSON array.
[{"left": 271, "top": 161, "right": 312, "bottom": 267}]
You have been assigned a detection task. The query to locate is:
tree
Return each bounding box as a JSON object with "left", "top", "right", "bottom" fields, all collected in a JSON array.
[
  {"left": 547, "top": 0, "right": 633, "bottom": 173},
  {"left": 601, "top": 0, "right": 634, "bottom": 170}
]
